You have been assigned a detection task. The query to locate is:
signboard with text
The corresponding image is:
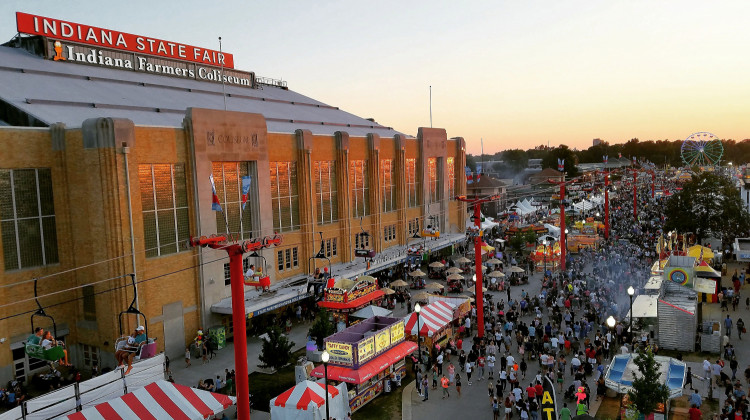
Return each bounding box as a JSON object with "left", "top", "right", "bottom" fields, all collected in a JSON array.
[
  {"left": 17, "top": 12, "right": 234, "bottom": 67},
  {"left": 325, "top": 341, "right": 353, "bottom": 366},
  {"left": 389, "top": 321, "right": 404, "bottom": 345},
  {"left": 374, "top": 329, "right": 391, "bottom": 354},
  {"left": 357, "top": 336, "right": 375, "bottom": 365}
]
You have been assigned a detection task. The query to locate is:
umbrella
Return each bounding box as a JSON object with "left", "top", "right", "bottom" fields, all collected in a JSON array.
[
  {"left": 447, "top": 273, "right": 464, "bottom": 280},
  {"left": 410, "top": 269, "right": 426, "bottom": 277},
  {"left": 382, "top": 287, "right": 396, "bottom": 295},
  {"left": 413, "top": 291, "right": 431, "bottom": 301},
  {"left": 357, "top": 275, "right": 377, "bottom": 283},
  {"left": 509, "top": 266, "right": 525, "bottom": 273},
  {"left": 391, "top": 279, "right": 408, "bottom": 287},
  {"left": 487, "top": 271, "right": 505, "bottom": 278},
  {"left": 428, "top": 261, "right": 445, "bottom": 268},
  {"left": 425, "top": 283, "right": 444, "bottom": 290},
  {"left": 485, "top": 258, "right": 502, "bottom": 265},
  {"left": 456, "top": 257, "right": 471, "bottom": 264},
  {"left": 446, "top": 267, "right": 463, "bottom": 274}
]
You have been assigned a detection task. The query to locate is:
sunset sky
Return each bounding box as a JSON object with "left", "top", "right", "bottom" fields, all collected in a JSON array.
[{"left": 3, "top": 0, "right": 750, "bottom": 154}]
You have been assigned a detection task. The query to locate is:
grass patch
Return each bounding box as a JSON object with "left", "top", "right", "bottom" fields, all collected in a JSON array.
[
  {"left": 246, "top": 349, "right": 306, "bottom": 412},
  {"left": 352, "top": 360, "right": 414, "bottom": 420}
]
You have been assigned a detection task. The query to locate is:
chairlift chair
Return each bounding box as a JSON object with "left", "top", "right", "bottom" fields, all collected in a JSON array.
[
  {"left": 24, "top": 278, "right": 66, "bottom": 362},
  {"left": 243, "top": 251, "right": 271, "bottom": 291},
  {"left": 307, "top": 232, "right": 332, "bottom": 296},
  {"left": 115, "top": 274, "right": 157, "bottom": 362},
  {"left": 421, "top": 215, "right": 441, "bottom": 238},
  {"left": 354, "top": 217, "right": 376, "bottom": 259}
]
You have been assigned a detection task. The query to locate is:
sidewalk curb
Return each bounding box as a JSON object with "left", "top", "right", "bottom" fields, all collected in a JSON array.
[{"left": 402, "top": 380, "right": 415, "bottom": 420}]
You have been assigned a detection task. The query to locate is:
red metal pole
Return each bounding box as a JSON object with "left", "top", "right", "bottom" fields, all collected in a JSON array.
[
  {"left": 229, "top": 247, "right": 251, "bottom": 420},
  {"left": 604, "top": 171, "right": 610, "bottom": 240},
  {"left": 559, "top": 183, "right": 566, "bottom": 272},
  {"left": 474, "top": 203, "right": 485, "bottom": 338}
]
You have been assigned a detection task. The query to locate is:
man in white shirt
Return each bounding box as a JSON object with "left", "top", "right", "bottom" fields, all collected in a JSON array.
[
  {"left": 506, "top": 354, "right": 515, "bottom": 368},
  {"left": 702, "top": 359, "right": 711, "bottom": 379},
  {"left": 570, "top": 355, "right": 581, "bottom": 375}
]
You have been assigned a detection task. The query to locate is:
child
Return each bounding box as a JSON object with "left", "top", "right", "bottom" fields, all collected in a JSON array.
[{"left": 185, "top": 347, "right": 191, "bottom": 368}]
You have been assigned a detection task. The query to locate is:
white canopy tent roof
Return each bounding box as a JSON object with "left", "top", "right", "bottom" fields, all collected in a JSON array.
[
  {"left": 270, "top": 381, "right": 349, "bottom": 420},
  {"left": 625, "top": 294, "right": 659, "bottom": 318}
]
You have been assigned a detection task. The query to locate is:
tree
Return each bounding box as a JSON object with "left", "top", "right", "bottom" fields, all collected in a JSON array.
[
  {"left": 627, "top": 349, "right": 670, "bottom": 416},
  {"left": 466, "top": 155, "right": 478, "bottom": 173},
  {"left": 664, "top": 172, "right": 750, "bottom": 243},
  {"left": 258, "top": 326, "right": 295, "bottom": 370},
  {"left": 308, "top": 309, "right": 336, "bottom": 350},
  {"left": 541, "top": 146, "right": 579, "bottom": 177},
  {"left": 508, "top": 230, "right": 537, "bottom": 256}
]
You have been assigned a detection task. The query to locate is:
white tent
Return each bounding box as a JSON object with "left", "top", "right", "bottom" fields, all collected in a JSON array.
[
  {"left": 543, "top": 224, "right": 560, "bottom": 238},
  {"left": 270, "top": 381, "right": 349, "bottom": 420},
  {"left": 351, "top": 305, "right": 392, "bottom": 319}
]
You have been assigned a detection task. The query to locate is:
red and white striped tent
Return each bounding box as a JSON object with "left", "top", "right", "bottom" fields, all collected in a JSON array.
[
  {"left": 404, "top": 300, "right": 456, "bottom": 337},
  {"left": 270, "top": 380, "right": 349, "bottom": 420},
  {"left": 62, "top": 380, "right": 234, "bottom": 420}
]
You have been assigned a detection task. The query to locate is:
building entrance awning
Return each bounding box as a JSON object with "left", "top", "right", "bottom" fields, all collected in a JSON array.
[{"left": 210, "top": 285, "right": 310, "bottom": 318}]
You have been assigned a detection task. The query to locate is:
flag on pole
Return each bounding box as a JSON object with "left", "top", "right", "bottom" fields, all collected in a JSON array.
[
  {"left": 557, "top": 158, "right": 565, "bottom": 172},
  {"left": 618, "top": 152, "right": 622, "bottom": 158},
  {"left": 632, "top": 156, "right": 637, "bottom": 164},
  {"left": 209, "top": 174, "right": 222, "bottom": 211},
  {"left": 241, "top": 176, "right": 252, "bottom": 210},
  {"left": 603, "top": 155, "right": 608, "bottom": 164},
  {"left": 466, "top": 166, "right": 473, "bottom": 184},
  {"left": 475, "top": 172, "right": 481, "bottom": 183}
]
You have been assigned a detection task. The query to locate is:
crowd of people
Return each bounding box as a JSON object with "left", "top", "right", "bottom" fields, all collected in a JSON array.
[{"left": 409, "top": 175, "right": 750, "bottom": 419}]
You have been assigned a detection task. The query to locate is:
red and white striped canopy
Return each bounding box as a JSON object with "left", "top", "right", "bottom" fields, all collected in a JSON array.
[
  {"left": 271, "top": 380, "right": 339, "bottom": 410},
  {"left": 404, "top": 300, "right": 455, "bottom": 337},
  {"left": 64, "top": 380, "right": 234, "bottom": 420}
]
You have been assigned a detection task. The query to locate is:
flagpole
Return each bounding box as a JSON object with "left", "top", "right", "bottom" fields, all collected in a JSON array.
[
  {"left": 429, "top": 85, "right": 432, "bottom": 128},
  {"left": 219, "top": 37, "right": 227, "bottom": 111}
]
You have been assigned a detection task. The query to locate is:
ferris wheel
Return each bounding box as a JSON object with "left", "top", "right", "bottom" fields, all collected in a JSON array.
[{"left": 681, "top": 132, "right": 723, "bottom": 166}]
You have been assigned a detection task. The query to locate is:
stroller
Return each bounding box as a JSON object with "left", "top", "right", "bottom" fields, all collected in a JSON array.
[{"left": 564, "top": 384, "right": 576, "bottom": 401}]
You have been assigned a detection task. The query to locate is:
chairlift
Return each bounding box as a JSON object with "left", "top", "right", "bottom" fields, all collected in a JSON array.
[
  {"left": 354, "top": 217, "right": 376, "bottom": 259},
  {"left": 114, "top": 274, "right": 157, "bottom": 362},
  {"left": 24, "top": 278, "right": 66, "bottom": 363},
  {"left": 421, "top": 215, "right": 440, "bottom": 238},
  {"left": 244, "top": 251, "right": 271, "bottom": 291},
  {"left": 307, "top": 232, "right": 332, "bottom": 296}
]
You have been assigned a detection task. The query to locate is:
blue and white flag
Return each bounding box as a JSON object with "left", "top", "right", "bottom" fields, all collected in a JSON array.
[
  {"left": 603, "top": 155, "right": 608, "bottom": 164},
  {"left": 209, "top": 174, "right": 222, "bottom": 212},
  {"left": 557, "top": 158, "right": 565, "bottom": 172}
]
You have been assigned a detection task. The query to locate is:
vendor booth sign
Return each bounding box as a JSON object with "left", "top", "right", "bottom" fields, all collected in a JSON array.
[
  {"left": 374, "top": 329, "right": 391, "bottom": 353},
  {"left": 326, "top": 342, "right": 353, "bottom": 366},
  {"left": 357, "top": 336, "right": 375, "bottom": 365},
  {"left": 390, "top": 322, "right": 405, "bottom": 344}
]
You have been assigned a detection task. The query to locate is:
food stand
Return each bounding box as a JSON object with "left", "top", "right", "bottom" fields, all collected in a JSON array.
[
  {"left": 403, "top": 300, "right": 460, "bottom": 357},
  {"left": 318, "top": 277, "right": 385, "bottom": 326},
  {"left": 309, "top": 316, "right": 415, "bottom": 413}
]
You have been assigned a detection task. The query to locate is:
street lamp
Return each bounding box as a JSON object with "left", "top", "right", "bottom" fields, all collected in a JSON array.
[
  {"left": 542, "top": 239, "right": 548, "bottom": 274},
  {"left": 627, "top": 286, "right": 635, "bottom": 343},
  {"left": 321, "top": 350, "right": 330, "bottom": 420},
  {"left": 606, "top": 315, "right": 615, "bottom": 329},
  {"left": 415, "top": 303, "right": 422, "bottom": 371}
]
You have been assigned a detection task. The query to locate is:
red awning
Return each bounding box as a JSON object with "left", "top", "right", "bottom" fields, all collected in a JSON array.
[
  {"left": 310, "top": 341, "right": 417, "bottom": 385},
  {"left": 317, "top": 290, "right": 385, "bottom": 311}
]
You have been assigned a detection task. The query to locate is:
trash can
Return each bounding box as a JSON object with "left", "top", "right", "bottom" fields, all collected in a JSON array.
[{"left": 208, "top": 326, "right": 226, "bottom": 350}]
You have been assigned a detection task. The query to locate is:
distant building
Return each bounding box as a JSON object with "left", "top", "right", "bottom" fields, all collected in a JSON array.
[
  {"left": 467, "top": 175, "right": 507, "bottom": 217},
  {"left": 528, "top": 168, "right": 565, "bottom": 186}
]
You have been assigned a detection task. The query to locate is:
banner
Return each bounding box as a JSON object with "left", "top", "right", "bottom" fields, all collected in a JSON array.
[
  {"left": 540, "top": 375, "right": 558, "bottom": 420},
  {"left": 325, "top": 341, "right": 353, "bottom": 366},
  {"left": 241, "top": 176, "right": 252, "bottom": 210}
]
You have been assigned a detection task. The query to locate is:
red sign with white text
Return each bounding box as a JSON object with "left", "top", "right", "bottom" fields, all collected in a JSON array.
[{"left": 16, "top": 12, "right": 234, "bottom": 68}]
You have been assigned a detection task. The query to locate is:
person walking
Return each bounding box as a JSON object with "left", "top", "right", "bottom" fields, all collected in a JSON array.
[
  {"left": 441, "top": 374, "right": 450, "bottom": 399},
  {"left": 725, "top": 315, "right": 733, "bottom": 338},
  {"left": 488, "top": 380, "right": 495, "bottom": 404},
  {"left": 684, "top": 366, "right": 694, "bottom": 391},
  {"left": 493, "top": 397, "right": 500, "bottom": 420},
  {"left": 448, "top": 362, "right": 456, "bottom": 384},
  {"left": 737, "top": 318, "right": 745, "bottom": 340},
  {"left": 185, "top": 347, "right": 191, "bottom": 368},
  {"left": 466, "top": 361, "right": 473, "bottom": 385},
  {"left": 455, "top": 374, "right": 462, "bottom": 397},
  {"left": 422, "top": 375, "right": 429, "bottom": 401},
  {"left": 416, "top": 369, "right": 423, "bottom": 397}
]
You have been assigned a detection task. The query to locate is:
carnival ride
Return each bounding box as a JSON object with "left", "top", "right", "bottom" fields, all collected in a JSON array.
[
  {"left": 25, "top": 279, "right": 66, "bottom": 363},
  {"left": 681, "top": 131, "right": 723, "bottom": 166}
]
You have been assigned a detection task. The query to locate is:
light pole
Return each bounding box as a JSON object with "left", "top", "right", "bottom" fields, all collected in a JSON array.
[
  {"left": 542, "top": 239, "right": 548, "bottom": 274},
  {"left": 321, "top": 350, "right": 330, "bottom": 420},
  {"left": 606, "top": 315, "right": 616, "bottom": 359},
  {"left": 627, "top": 286, "right": 635, "bottom": 344},
  {"left": 415, "top": 303, "right": 422, "bottom": 371}
]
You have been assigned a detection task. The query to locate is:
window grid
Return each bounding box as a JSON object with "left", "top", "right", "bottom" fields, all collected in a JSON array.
[
  {"left": 139, "top": 164, "right": 190, "bottom": 258},
  {"left": 350, "top": 160, "right": 369, "bottom": 217},
  {"left": 0, "top": 168, "right": 59, "bottom": 270},
  {"left": 447, "top": 157, "right": 455, "bottom": 200},
  {"left": 277, "top": 247, "right": 300, "bottom": 271},
  {"left": 428, "top": 158, "right": 438, "bottom": 204},
  {"left": 381, "top": 160, "right": 395, "bottom": 213},
  {"left": 405, "top": 159, "right": 419, "bottom": 208},
  {"left": 383, "top": 224, "right": 396, "bottom": 243},
  {"left": 270, "top": 162, "right": 300, "bottom": 232},
  {"left": 82, "top": 344, "right": 99, "bottom": 368},
  {"left": 313, "top": 161, "right": 338, "bottom": 224},
  {"left": 355, "top": 233, "right": 370, "bottom": 249},
  {"left": 212, "top": 162, "right": 255, "bottom": 240}
]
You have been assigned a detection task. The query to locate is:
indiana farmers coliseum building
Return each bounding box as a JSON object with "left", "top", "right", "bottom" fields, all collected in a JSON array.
[{"left": 0, "top": 12, "right": 468, "bottom": 383}]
